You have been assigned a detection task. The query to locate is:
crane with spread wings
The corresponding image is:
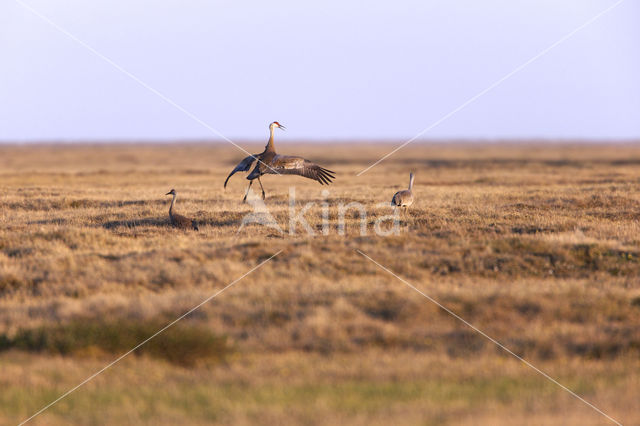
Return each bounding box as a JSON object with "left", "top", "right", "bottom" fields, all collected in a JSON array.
[{"left": 224, "top": 122, "right": 335, "bottom": 201}]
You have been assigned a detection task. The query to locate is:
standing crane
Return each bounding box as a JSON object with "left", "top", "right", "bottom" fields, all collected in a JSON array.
[
  {"left": 165, "top": 189, "right": 199, "bottom": 230},
  {"left": 224, "top": 122, "right": 335, "bottom": 201},
  {"left": 391, "top": 172, "right": 415, "bottom": 215}
]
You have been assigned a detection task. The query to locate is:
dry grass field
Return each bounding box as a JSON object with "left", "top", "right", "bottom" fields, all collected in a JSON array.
[{"left": 1, "top": 142, "right": 639, "bottom": 425}]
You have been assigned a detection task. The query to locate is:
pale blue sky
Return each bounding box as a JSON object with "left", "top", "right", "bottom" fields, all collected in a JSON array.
[{"left": 1, "top": 0, "right": 638, "bottom": 142}]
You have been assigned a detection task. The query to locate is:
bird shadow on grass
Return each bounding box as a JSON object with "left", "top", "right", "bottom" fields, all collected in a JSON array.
[
  {"left": 196, "top": 218, "right": 239, "bottom": 227},
  {"left": 193, "top": 211, "right": 243, "bottom": 228},
  {"left": 102, "top": 217, "right": 169, "bottom": 229}
]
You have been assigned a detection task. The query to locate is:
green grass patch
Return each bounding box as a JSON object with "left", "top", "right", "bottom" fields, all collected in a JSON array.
[{"left": 0, "top": 319, "right": 229, "bottom": 367}]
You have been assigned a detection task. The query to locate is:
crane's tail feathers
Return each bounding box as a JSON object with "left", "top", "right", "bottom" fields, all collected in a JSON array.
[{"left": 225, "top": 154, "right": 260, "bottom": 188}]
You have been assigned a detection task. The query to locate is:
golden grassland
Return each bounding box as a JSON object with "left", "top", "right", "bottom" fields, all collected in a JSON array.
[{"left": 1, "top": 142, "right": 639, "bottom": 425}]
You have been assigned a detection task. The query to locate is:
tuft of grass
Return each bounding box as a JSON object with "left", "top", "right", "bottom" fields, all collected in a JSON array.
[
  {"left": 0, "top": 274, "right": 27, "bottom": 294},
  {"left": 0, "top": 319, "right": 229, "bottom": 367}
]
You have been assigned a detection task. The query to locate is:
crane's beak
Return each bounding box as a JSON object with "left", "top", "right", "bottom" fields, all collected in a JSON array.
[
  {"left": 279, "top": 124, "right": 286, "bottom": 131},
  {"left": 165, "top": 192, "right": 172, "bottom": 195}
]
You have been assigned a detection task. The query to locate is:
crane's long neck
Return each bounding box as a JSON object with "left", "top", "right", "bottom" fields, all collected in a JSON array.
[
  {"left": 409, "top": 173, "right": 414, "bottom": 190},
  {"left": 169, "top": 194, "right": 176, "bottom": 217},
  {"left": 265, "top": 126, "right": 276, "bottom": 152}
]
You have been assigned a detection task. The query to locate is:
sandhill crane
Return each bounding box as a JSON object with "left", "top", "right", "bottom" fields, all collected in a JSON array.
[
  {"left": 391, "top": 172, "right": 414, "bottom": 215},
  {"left": 224, "top": 122, "right": 336, "bottom": 202},
  {"left": 165, "top": 189, "right": 199, "bottom": 230}
]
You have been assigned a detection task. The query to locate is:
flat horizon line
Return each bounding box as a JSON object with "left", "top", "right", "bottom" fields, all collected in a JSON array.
[{"left": 1, "top": 138, "right": 639, "bottom": 146}]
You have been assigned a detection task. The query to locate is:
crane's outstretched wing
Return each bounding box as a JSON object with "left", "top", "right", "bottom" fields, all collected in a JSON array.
[
  {"left": 268, "top": 155, "right": 336, "bottom": 185},
  {"left": 224, "top": 155, "right": 259, "bottom": 187}
]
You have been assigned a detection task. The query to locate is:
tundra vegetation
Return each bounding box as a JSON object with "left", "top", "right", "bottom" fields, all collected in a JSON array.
[{"left": 0, "top": 143, "right": 639, "bottom": 425}]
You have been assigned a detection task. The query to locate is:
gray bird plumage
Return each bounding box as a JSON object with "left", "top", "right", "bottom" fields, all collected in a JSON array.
[
  {"left": 165, "top": 189, "right": 199, "bottom": 231},
  {"left": 224, "top": 122, "right": 335, "bottom": 201},
  {"left": 391, "top": 172, "right": 415, "bottom": 208}
]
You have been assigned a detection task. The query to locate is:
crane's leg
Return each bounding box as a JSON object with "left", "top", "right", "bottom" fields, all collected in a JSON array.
[
  {"left": 257, "top": 177, "right": 266, "bottom": 200},
  {"left": 243, "top": 180, "right": 254, "bottom": 203}
]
